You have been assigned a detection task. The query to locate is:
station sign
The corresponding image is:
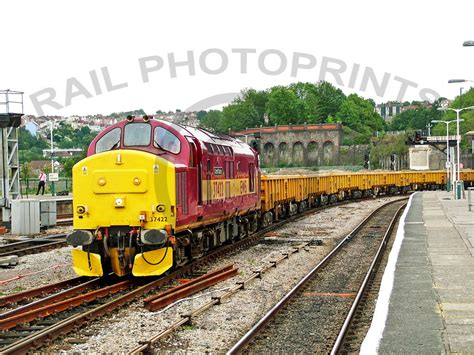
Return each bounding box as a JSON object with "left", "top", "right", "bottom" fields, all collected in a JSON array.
[{"left": 48, "top": 173, "right": 59, "bottom": 182}]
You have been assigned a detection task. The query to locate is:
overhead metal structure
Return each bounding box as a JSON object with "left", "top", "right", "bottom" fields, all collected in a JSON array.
[{"left": 0, "top": 89, "right": 23, "bottom": 225}]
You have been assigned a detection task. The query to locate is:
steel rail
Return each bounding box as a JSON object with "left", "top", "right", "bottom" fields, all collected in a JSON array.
[
  {"left": 0, "top": 234, "right": 67, "bottom": 257},
  {"left": 0, "top": 277, "right": 85, "bottom": 307},
  {"left": 227, "top": 198, "right": 408, "bottom": 354},
  {"left": 0, "top": 279, "right": 133, "bottom": 330},
  {"left": 0, "top": 196, "right": 407, "bottom": 353},
  {"left": 0, "top": 277, "right": 102, "bottom": 320},
  {"left": 129, "top": 242, "right": 310, "bottom": 354},
  {"left": 330, "top": 202, "right": 406, "bottom": 354},
  {"left": 144, "top": 265, "right": 237, "bottom": 311}
]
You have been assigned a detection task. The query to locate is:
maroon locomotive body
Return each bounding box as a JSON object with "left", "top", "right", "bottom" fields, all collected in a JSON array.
[{"left": 70, "top": 116, "right": 260, "bottom": 276}]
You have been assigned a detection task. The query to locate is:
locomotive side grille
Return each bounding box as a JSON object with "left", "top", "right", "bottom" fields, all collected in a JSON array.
[{"left": 176, "top": 172, "right": 188, "bottom": 214}]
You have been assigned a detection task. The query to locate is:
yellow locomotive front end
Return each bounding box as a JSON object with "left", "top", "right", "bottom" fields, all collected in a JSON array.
[{"left": 67, "top": 149, "right": 176, "bottom": 277}]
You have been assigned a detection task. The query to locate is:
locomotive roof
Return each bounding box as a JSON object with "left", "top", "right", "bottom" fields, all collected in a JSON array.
[{"left": 160, "top": 120, "right": 255, "bottom": 156}]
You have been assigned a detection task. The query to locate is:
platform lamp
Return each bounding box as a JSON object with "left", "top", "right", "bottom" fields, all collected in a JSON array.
[
  {"left": 431, "top": 119, "right": 457, "bottom": 192},
  {"left": 447, "top": 79, "right": 474, "bottom": 198},
  {"left": 438, "top": 101, "right": 474, "bottom": 199}
]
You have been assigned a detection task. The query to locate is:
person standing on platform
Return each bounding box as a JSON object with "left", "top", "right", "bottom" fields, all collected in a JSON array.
[{"left": 36, "top": 170, "right": 47, "bottom": 195}]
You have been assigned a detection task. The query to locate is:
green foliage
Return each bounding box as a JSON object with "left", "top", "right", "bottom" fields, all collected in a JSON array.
[
  {"left": 197, "top": 81, "right": 383, "bottom": 144},
  {"left": 60, "top": 155, "right": 85, "bottom": 177},
  {"left": 242, "top": 88, "right": 268, "bottom": 121},
  {"left": 266, "top": 86, "right": 300, "bottom": 124},
  {"left": 370, "top": 133, "right": 410, "bottom": 168},
  {"left": 389, "top": 100, "right": 443, "bottom": 131},
  {"left": 55, "top": 123, "right": 96, "bottom": 150},
  {"left": 220, "top": 99, "right": 261, "bottom": 132},
  {"left": 21, "top": 162, "right": 32, "bottom": 179},
  {"left": 198, "top": 110, "right": 224, "bottom": 133},
  {"left": 19, "top": 128, "right": 48, "bottom": 150},
  {"left": 311, "top": 81, "right": 346, "bottom": 122},
  {"left": 336, "top": 94, "right": 385, "bottom": 143},
  {"left": 431, "top": 88, "right": 474, "bottom": 150},
  {"left": 196, "top": 110, "right": 207, "bottom": 120},
  {"left": 19, "top": 123, "right": 96, "bottom": 179}
]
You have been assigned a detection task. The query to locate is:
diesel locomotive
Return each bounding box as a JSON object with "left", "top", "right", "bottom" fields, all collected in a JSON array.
[
  {"left": 67, "top": 116, "right": 260, "bottom": 277},
  {"left": 67, "top": 116, "right": 474, "bottom": 278}
]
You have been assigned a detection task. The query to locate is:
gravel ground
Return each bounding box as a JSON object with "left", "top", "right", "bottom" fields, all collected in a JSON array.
[
  {"left": 0, "top": 226, "right": 74, "bottom": 315},
  {"left": 36, "top": 196, "right": 402, "bottom": 354},
  {"left": 245, "top": 200, "right": 406, "bottom": 353},
  {"left": 0, "top": 238, "right": 75, "bottom": 297}
]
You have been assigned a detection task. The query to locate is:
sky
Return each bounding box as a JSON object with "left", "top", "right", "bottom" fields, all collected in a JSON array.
[{"left": 1, "top": 0, "right": 473, "bottom": 116}]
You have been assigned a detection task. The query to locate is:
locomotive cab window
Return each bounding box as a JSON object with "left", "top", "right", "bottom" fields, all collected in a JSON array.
[
  {"left": 124, "top": 123, "right": 151, "bottom": 147},
  {"left": 96, "top": 127, "right": 121, "bottom": 153},
  {"left": 154, "top": 127, "right": 181, "bottom": 154}
]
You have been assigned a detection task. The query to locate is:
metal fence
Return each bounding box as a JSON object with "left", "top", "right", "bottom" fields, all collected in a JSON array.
[{"left": 20, "top": 178, "right": 72, "bottom": 197}]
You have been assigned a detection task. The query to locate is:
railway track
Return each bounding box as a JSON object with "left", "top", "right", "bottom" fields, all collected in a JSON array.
[
  {"left": 56, "top": 213, "right": 73, "bottom": 226},
  {"left": 0, "top": 234, "right": 67, "bottom": 258},
  {"left": 0, "top": 226, "right": 276, "bottom": 353},
  {"left": 228, "top": 198, "right": 406, "bottom": 354},
  {"left": 0, "top": 196, "right": 406, "bottom": 353}
]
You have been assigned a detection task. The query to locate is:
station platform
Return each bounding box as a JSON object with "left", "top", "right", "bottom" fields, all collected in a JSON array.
[
  {"left": 18, "top": 194, "right": 72, "bottom": 201},
  {"left": 362, "top": 191, "right": 474, "bottom": 353}
]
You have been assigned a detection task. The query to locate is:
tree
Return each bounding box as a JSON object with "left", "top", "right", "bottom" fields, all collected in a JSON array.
[
  {"left": 241, "top": 88, "right": 268, "bottom": 122},
  {"left": 61, "top": 155, "right": 85, "bottom": 177},
  {"left": 432, "top": 88, "right": 474, "bottom": 149},
  {"left": 199, "top": 110, "right": 224, "bottom": 132},
  {"left": 221, "top": 99, "right": 260, "bottom": 132},
  {"left": 336, "top": 94, "right": 385, "bottom": 143},
  {"left": 313, "top": 81, "right": 346, "bottom": 122},
  {"left": 266, "top": 86, "right": 300, "bottom": 125}
]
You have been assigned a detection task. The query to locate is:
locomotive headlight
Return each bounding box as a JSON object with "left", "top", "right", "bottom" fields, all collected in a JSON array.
[
  {"left": 76, "top": 205, "right": 86, "bottom": 214},
  {"left": 133, "top": 177, "right": 141, "bottom": 185},
  {"left": 98, "top": 177, "right": 106, "bottom": 186},
  {"left": 114, "top": 197, "right": 125, "bottom": 208}
]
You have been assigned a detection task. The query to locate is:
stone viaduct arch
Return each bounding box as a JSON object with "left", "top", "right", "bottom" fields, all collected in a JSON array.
[{"left": 236, "top": 123, "right": 342, "bottom": 167}]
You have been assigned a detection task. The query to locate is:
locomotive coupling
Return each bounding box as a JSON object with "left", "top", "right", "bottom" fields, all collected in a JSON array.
[
  {"left": 140, "top": 229, "right": 168, "bottom": 245},
  {"left": 66, "top": 230, "right": 94, "bottom": 246}
]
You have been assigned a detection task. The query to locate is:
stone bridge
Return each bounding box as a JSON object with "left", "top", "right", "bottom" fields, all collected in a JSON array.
[{"left": 234, "top": 123, "right": 342, "bottom": 166}]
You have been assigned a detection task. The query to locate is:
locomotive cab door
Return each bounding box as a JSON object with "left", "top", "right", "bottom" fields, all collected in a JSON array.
[{"left": 187, "top": 136, "right": 203, "bottom": 218}]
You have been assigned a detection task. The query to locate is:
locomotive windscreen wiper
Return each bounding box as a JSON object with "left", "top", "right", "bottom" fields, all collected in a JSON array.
[{"left": 153, "top": 138, "right": 167, "bottom": 154}]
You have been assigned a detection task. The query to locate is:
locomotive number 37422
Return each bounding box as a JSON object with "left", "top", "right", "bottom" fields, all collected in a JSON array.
[{"left": 149, "top": 216, "right": 168, "bottom": 222}]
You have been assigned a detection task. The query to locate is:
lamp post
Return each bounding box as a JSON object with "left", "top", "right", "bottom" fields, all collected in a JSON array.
[
  {"left": 438, "top": 105, "right": 474, "bottom": 199},
  {"left": 50, "top": 120, "right": 54, "bottom": 173},
  {"left": 432, "top": 119, "right": 457, "bottom": 192}
]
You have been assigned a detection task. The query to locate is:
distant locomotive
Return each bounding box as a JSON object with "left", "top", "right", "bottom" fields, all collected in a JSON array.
[
  {"left": 67, "top": 116, "right": 260, "bottom": 277},
  {"left": 67, "top": 116, "right": 474, "bottom": 278}
]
